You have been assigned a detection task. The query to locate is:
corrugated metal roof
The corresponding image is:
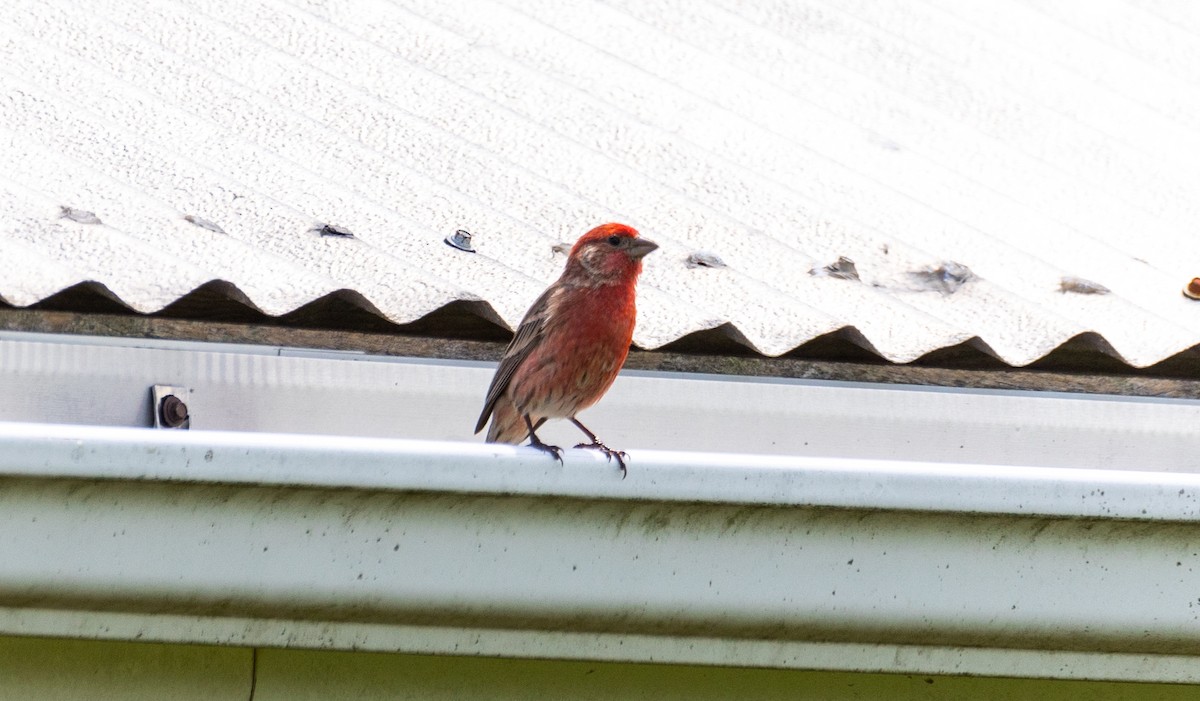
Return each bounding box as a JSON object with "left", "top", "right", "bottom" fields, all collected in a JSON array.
[{"left": 2, "top": 0, "right": 1198, "bottom": 367}]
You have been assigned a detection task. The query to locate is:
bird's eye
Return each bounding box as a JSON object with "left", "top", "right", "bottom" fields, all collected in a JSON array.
[{"left": 607, "top": 235, "right": 622, "bottom": 247}]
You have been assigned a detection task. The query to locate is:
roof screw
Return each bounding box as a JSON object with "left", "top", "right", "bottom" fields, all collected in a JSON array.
[
  {"left": 809, "top": 256, "right": 859, "bottom": 281},
  {"left": 184, "top": 214, "right": 227, "bottom": 235},
  {"left": 686, "top": 251, "right": 726, "bottom": 269},
  {"left": 160, "top": 395, "right": 189, "bottom": 428},
  {"left": 445, "top": 229, "right": 475, "bottom": 252},
  {"left": 1185, "top": 278, "right": 1200, "bottom": 300},
  {"left": 316, "top": 223, "right": 354, "bottom": 238},
  {"left": 151, "top": 385, "right": 191, "bottom": 429},
  {"left": 59, "top": 206, "right": 102, "bottom": 225},
  {"left": 1059, "top": 276, "right": 1110, "bottom": 295}
]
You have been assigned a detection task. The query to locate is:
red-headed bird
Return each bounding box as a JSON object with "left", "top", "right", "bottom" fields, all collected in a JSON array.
[{"left": 475, "top": 223, "right": 658, "bottom": 474}]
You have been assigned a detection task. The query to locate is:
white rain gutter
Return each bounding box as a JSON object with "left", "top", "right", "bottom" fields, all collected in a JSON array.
[
  {"left": 2, "top": 330, "right": 1200, "bottom": 682},
  {"left": 2, "top": 421, "right": 1200, "bottom": 683}
]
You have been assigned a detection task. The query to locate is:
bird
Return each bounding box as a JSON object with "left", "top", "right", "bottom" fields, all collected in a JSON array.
[{"left": 475, "top": 223, "right": 658, "bottom": 475}]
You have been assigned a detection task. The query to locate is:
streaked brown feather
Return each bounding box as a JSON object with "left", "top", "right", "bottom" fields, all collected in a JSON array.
[{"left": 473, "top": 284, "right": 558, "bottom": 434}]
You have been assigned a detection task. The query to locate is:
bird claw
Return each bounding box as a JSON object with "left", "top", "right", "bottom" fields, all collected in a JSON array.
[
  {"left": 529, "top": 439, "right": 564, "bottom": 465},
  {"left": 574, "top": 441, "right": 628, "bottom": 478}
]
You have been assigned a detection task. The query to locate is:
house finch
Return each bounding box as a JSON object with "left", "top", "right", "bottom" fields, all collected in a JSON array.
[{"left": 475, "top": 223, "right": 658, "bottom": 474}]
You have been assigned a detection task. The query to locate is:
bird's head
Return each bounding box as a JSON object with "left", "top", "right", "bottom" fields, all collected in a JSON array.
[{"left": 566, "top": 223, "right": 658, "bottom": 284}]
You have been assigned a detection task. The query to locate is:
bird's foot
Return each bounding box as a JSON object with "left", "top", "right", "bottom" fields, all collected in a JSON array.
[
  {"left": 528, "top": 437, "right": 564, "bottom": 465},
  {"left": 574, "top": 440, "right": 628, "bottom": 478}
]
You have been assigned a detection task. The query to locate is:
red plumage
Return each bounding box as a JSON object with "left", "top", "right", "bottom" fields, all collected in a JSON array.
[{"left": 475, "top": 223, "right": 657, "bottom": 471}]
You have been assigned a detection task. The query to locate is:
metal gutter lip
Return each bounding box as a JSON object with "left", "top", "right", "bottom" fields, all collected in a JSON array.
[
  {"left": 1, "top": 420, "right": 1197, "bottom": 522},
  {"left": 5, "top": 419, "right": 1200, "bottom": 681}
]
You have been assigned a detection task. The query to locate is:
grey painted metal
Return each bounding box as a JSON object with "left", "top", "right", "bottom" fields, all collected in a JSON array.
[
  {"left": 2, "top": 1, "right": 1200, "bottom": 367},
  {"left": 2, "top": 420, "right": 1200, "bottom": 682}
]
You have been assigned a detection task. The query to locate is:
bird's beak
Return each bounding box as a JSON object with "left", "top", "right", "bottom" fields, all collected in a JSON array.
[{"left": 627, "top": 238, "right": 658, "bottom": 260}]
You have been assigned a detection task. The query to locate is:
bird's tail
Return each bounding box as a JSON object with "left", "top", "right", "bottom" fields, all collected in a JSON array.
[{"left": 484, "top": 398, "right": 530, "bottom": 444}]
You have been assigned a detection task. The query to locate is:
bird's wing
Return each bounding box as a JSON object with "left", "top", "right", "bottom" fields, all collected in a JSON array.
[{"left": 474, "top": 285, "right": 558, "bottom": 433}]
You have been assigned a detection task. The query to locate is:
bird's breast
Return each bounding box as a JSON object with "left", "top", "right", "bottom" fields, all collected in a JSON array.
[{"left": 509, "top": 283, "right": 637, "bottom": 418}]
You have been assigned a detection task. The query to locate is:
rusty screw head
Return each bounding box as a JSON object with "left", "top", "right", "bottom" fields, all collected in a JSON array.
[
  {"left": 1185, "top": 278, "right": 1200, "bottom": 300},
  {"left": 159, "top": 394, "right": 189, "bottom": 428}
]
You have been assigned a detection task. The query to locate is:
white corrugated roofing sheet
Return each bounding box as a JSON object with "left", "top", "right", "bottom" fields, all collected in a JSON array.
[{"left": 2, "top": 0, "right": 1198, "bottom": 367}]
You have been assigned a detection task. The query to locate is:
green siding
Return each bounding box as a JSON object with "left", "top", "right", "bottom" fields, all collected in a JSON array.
[
  {"left": 0, "top": 636, "right": 248, "bottom": 701},
  {"left": 257, "top": 648, "right": 1199, "bottom": 701},
  {"left": 1, "top": 635, "right": 1194, "bottom": 700}
]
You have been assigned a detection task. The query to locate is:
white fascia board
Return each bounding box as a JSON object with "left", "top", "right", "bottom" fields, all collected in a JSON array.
[{"left": 1, "top": 421, "right": 1200, "bottom": 682}]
